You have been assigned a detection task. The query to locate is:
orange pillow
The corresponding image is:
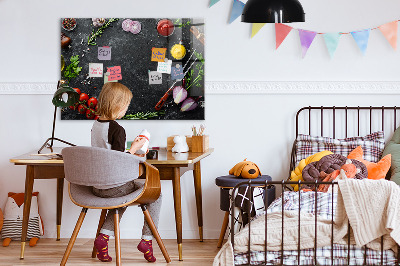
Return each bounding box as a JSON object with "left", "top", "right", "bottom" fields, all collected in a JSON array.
[{"left": 347, "top": 146, "right": 391, "bottom": 180}]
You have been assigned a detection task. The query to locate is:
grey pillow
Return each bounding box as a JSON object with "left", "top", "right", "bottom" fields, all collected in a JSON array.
[{"left": 382, "top": 126, "right": 400, "bottom": 184}]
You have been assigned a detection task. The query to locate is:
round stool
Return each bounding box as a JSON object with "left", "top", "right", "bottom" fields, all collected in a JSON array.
[{"left": 215, "top": 175, "right": 275, "bottom": 248}]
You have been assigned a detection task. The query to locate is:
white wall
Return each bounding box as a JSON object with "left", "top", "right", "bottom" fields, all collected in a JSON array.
[{"left": 1, "top": 0, "right": 400, "bottom": 240}]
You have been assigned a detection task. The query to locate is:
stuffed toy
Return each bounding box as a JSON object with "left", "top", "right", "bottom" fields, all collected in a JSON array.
[
  {"left": 1, "top": 192, "right": 44, "bottom": 247},
  {"left": 289, "top": 150, "right": 333, "bottom": 191},
  {"left": 229, "top": 159, "right": 261, "bottom": 179},
  {"left": 172, "top": 135, "right": 189, "bottom": 153},
  {"left": 348, "top": 146, "right": 391, "bottom": 180}
]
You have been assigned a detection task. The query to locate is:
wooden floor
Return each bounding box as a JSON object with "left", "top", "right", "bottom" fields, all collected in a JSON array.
[{"left": 0, "top": 239, "right": 221, "bottom": 265}]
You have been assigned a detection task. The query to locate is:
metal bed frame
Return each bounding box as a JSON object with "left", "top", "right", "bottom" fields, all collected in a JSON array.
[{"left": 230, "top": 106, "right": 400, "bottom": 266}]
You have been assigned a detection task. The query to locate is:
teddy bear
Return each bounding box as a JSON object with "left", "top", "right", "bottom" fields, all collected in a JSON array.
[
  {"left": 1, "top": 192, "right": 44, "bottom": 247},
  {"left": 229, "top": 159, "right": 261, "bottom": 179},
  {"left": 172, "top": 135, "right": 189, "bottom": 153}
]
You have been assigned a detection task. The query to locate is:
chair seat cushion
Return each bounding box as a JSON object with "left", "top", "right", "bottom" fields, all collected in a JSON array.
[{"left": 70, "top": 180, "right": 145, "bottom": 208}]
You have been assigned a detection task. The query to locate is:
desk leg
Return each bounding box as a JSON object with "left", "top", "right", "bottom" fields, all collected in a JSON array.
[
  {"left": 56, "top": 178, "right": 64, "bottom": 241},
  {"left": 172, "top": 167, "right": 183, "bottom": 261},
  {"left": 193, "top": 161, "right": 203, "bottom": 242},
  {"left": 20, "top": 165, "right": 34, "bottom": 259}
]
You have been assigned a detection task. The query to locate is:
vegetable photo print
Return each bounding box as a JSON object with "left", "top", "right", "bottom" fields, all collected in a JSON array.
[{"left": 60, "top": 18, "right": 205, "bottom": 120}]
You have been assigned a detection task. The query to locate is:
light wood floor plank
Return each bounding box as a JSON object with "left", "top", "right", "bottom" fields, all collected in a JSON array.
[{"left": 0, "top": 239, "right": 222, "bottom": 265}]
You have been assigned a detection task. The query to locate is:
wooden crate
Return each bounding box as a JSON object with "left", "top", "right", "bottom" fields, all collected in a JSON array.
[{"left": 167, "top": 135, "right": 192, "bottom": 151}]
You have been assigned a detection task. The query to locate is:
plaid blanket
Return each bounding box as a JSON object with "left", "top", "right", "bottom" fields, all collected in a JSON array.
[{"left": 234, "top": 191, "right": 397, "bottom": 265}]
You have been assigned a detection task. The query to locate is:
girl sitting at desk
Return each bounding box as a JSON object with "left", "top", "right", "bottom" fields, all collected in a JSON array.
[{"left": 91, "top": 82, "right": 162, "bottom": 263}]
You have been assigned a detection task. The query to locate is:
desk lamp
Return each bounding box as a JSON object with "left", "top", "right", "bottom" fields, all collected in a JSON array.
[
  {"left": 38, "top": 80, "right": 79, "bottom": 154},
  {"left": 241, "top": 0, "right": 305, "bottom": 23}
]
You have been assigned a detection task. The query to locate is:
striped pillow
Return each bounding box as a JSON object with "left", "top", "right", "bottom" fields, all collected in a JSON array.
[{"left": 294, "top": 131, "right": 385, "bottom": 167}]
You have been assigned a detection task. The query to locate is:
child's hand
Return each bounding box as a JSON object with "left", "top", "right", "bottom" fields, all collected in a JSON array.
[
  {"left": 134, "top": 148, "right": 149, "bottom": 157},
  {"left": 129, "top": 137, "right": 147, "bottom": 155}
]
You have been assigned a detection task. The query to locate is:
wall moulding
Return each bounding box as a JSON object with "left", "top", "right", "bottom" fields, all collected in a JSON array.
[{"left": 0, "top": 81, "right": 400, "bottom": 95}]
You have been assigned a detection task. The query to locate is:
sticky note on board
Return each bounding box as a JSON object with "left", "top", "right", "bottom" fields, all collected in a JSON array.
[
  {"left": 89, "top": 63, "right": 103, "bottom": 77},
  {"left": 107, "top": 66, "right": 122, "bottom": 81},
  {"left": 98, "top": 46, "right": 111, "bottom": 60},
  {"left": 171, "top": 64, "right": 184, "bottom": 80},
  {"left": 104, "top": 72, "right": 117, "bottom": 84},
  {"left": 157, "top": 60, "right": 172, "bottom": 74},
  {"left": 149, "top": 71, "right": 162, "bottom": 84},
  {"left": 151, "top": 47, "right": 167, "bottom": 62}
]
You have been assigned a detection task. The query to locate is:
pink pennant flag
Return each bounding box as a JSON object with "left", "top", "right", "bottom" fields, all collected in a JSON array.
[
  {"left": 275, "top": 23, "right": 293, "bottom": 49},
  {"left": 378, "top": 21, "right": 398, "bottom": 50},
  {"left": 298, "top": 29, "right": 317, "bottom": 58}
]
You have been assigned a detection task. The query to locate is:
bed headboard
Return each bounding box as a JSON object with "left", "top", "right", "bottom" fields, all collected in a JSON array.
[{"left": 290, "top": 106, "right": 400, "bottom": 179}]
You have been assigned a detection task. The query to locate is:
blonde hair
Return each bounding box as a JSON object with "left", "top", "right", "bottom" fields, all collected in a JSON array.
[{"left": 96, "top": 83, "right": 133, "bottom": 120}]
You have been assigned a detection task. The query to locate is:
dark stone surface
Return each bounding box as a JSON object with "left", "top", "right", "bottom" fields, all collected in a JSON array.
[{"left": 60, "top": 18, "right": 205, "bottom": 120}]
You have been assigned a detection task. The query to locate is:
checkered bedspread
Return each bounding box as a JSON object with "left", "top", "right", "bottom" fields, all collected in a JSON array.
[{"left": 234, "top": 191, "right": 398, "bottom": 265}]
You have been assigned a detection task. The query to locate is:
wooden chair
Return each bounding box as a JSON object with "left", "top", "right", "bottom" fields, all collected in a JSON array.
[{"left": 60, "top": 146, "right": 171, "bottom": 265}]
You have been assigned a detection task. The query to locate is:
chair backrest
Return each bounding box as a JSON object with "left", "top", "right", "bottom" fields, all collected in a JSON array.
[{"left": 62, "top": 146, "right": 145, "bottom": 187}]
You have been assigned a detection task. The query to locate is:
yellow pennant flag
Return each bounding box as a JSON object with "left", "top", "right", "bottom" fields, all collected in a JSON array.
[{"left": 251, "top": 23, "right": 266, "bottom": 38}]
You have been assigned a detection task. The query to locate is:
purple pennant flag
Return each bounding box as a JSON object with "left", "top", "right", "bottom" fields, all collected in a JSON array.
[
  {"left": 229, "top": 0, "right": 245, "bottom": 24},
  {"left": 298, "top": 29, "right": 317, "bottom": 58}
]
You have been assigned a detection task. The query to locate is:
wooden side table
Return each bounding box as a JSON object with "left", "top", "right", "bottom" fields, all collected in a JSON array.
[{"left": 215, "top": 175, "right": 275, "bottom": 248}]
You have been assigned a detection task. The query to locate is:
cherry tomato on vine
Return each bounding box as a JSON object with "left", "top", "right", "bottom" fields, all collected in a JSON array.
[
  {"left": 78, "top": 104, "right": 87, "bottom": 115},
  {"left": 94, "top": 115, "right": 99, "bottom": 120},
  {"left": 69, "top": 103, "right": 78, "bottom": 110},
  {"left": 79, "top": 93, "right": 89, "bottom": 102},
  {"left": 87, "top": 97, "right": 98, "bottom": 108},
  {"left": 73, "top": 88, "right": 81, "bottom": 95},
  {"left": 86, "top": 108, "right": 96, "bottom": 119}
]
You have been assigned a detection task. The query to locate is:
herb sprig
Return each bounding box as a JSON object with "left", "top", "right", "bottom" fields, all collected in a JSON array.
[
  {"left": 88, "top": 18, "right": 119, "bottom": 46},
  {"left": 63, "top": 55, "right": 82, "bottom": 82},
  {"left": 123, "top": 111, "right": 165, "bottom": 120}
]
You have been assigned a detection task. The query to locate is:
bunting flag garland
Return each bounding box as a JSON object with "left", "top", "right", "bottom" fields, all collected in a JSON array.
[
  {"left": 275, "top": 23, "right": 293, "bottom": 49},
  {"left": 351, "top": 29, "right": 370, "bottom": 55},
  {"left": 298, "top": 29, "right": 317, "bottom": 58},
  {"left": 209, "top": 0, "right": 221, "bottom": 7},
  {"left": 323, "top": 33, "right": 341, "bottom": 58},
  {"left": 229, "top": 0, "right": 245, "bottom": 24},
  {"left": 251, "top": 23, "right": 266, "bottom": 38},
  {"left": 378, "top": 21, "right": 398, "bottom": 50},
  {"left": 207, "top": 3, "right": 400, "bottom": 58}
]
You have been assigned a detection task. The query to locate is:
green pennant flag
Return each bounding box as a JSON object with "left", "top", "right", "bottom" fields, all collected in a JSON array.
[{"left": 209, "top": 0, "right": 221, "bottom": 7}]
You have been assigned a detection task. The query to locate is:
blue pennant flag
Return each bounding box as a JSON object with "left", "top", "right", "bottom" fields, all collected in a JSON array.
[
  {"left": 209, "top": 0, "right": 221, "bottom": 7},
  {"left": 229, "top": 0, "right": 245, "bottom": 24},
  {"left": 351, "top": 29, "right": 371, "bottom": 55},
  {"left": 323, "top": 33, "right": 341, "bottom": 58}
]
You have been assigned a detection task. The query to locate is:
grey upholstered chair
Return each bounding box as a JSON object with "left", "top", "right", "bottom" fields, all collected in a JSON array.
[{"left": 60, "top": 146, "right": 171, "bottom": 265}]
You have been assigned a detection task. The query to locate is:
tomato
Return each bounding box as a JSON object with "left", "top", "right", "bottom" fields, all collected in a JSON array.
[
  {"left": 79, "top": 93, "right": 89, "bottom": 102},
  {"left": 94, "top": 115, "right": 99, "bottom": 120},
  {"left": 87, "top": 97, "right": 98, "bottom": 108},
  {"left": 85, "top": 108, "right": 95, "bottom": 119},
  {"left": 78, "top": 104, "right": 87, "bottom": 115},
  {"left": 73, "top": 88, "right": 81, "bottom": 95},
  {"left": 69, "top": 103, "right": 78, "bottom": 110}
]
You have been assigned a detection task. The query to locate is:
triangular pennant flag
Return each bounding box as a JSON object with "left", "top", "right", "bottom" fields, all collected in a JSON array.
[
  {"left": 251, "top": 23, "right": 266, "bottom": 38},
  {"left": 378, "top": 21, "right": 398, "bottom": 50},
  {"left": 209, "top": 0, "right": 220, "bottom": 7},
  {"left": 275, "top": 23, "right": 293, "bottom": 49},
  {"left": 351, "top": 29, "right": 370, "bottom": 55},
  {"left": 323, "top": 33, "right": 341, "bottom": 58},
  {"left": 298, "top": 29, "right": 317, "bottom": 58},
  {"left": 229, "top": 0, "right": 245, "bottom": 24}
]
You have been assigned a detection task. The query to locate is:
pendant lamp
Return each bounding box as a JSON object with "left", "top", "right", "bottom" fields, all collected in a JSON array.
[{"left": 241, "top": 0, "right": 305, "bottom": 23}]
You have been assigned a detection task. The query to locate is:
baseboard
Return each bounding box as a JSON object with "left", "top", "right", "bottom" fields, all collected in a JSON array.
[
  {"left": 1, "top": 81, "right": 400, "bottom": 94},
  {"left": 45, "top": 228, "right": 222, "bottom": 240}
]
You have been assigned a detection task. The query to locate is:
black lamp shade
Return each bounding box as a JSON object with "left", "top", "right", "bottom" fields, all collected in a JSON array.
[
  {"left": 52, "top": 85, "right": 79, "bottom": 108},
  {"left": 241, "top": 0, "right": 305, "bottom": 23}
]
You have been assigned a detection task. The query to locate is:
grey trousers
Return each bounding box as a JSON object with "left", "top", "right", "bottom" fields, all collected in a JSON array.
[{"left": 92, "top": 180, "right": 162, "bottom": 240}]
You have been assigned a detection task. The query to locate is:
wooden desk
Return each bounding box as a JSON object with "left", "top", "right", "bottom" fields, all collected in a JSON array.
[{"left": 10, "top": 147, "right": 213, "bottom": 261}]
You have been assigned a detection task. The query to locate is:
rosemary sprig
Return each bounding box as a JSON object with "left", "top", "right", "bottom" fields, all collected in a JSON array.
[
  {"left": 122, "top": 111, "right": 165, "bottom": 120},
  {"left": 88, "top": 18, "right": 119, "bottom": 46}
]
